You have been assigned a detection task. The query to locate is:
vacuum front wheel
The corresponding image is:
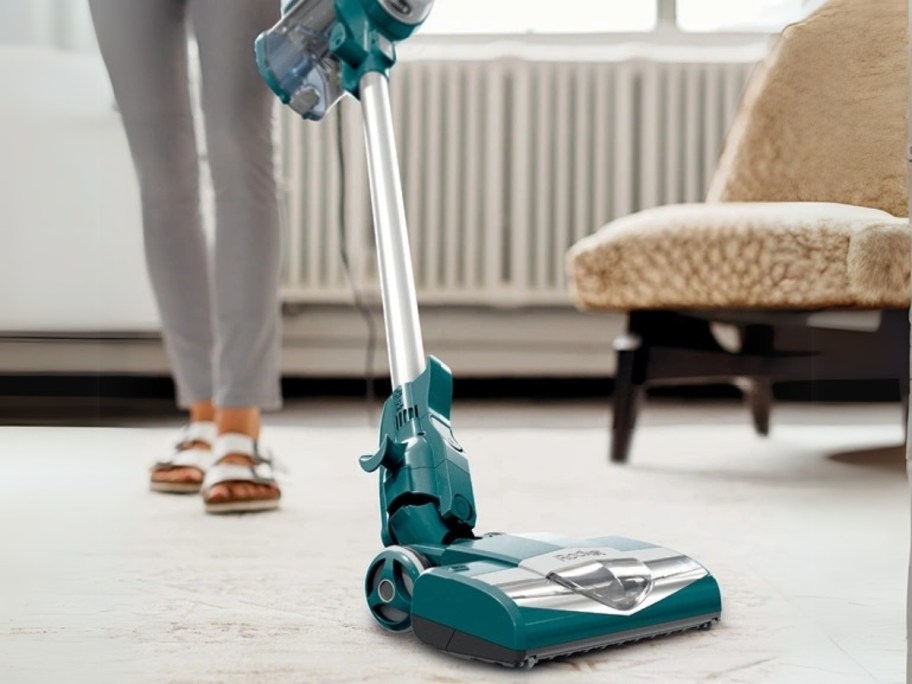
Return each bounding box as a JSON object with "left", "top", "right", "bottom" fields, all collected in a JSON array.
[{"left": 364, "top": 545, "right": 430, "bottom": 632}]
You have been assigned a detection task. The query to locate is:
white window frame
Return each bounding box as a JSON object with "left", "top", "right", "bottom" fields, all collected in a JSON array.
[{"left": 658, "top": 0, "right": 678, "bottom": 26}]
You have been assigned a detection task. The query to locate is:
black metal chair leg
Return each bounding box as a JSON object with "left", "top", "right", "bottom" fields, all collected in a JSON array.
[
  {"left": 900, "top": 377, "right": 909, "bottom": 442},
  {"left": 747, "top": 378, "right": 773, "bottom": 437},
  {"left": 611, "top": 335, "right": 643, "bottom": 464}
]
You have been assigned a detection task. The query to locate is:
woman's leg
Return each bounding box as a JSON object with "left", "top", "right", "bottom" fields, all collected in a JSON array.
[
  {"left": 90, "top": 0, "right": 216, "bottom": 487},
  {"left": 192, "top": 0, "right": 282, "bottom": 416},
  {"left": 190, "top": 0, "right": 282, "bottom": 505},
  {"left": 89, "top": 0, "right": 215, "bottom": 410}
]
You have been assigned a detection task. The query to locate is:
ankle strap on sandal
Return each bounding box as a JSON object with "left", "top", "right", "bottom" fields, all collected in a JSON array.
[
  {"left": 213, "top": 433, "right": 269, "bottom": 462},
  {"left": 180, "top": 421, "right": 217, "bottom": 446}
]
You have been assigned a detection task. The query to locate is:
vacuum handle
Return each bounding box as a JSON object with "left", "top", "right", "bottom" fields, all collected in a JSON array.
[{"left": 360, "top": 71, "right": 426, "bottom": 388}]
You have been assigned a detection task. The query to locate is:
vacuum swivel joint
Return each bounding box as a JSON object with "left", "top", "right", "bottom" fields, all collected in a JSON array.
[{"left": 360, "top": 357, "right": 477, "bottom": 547}]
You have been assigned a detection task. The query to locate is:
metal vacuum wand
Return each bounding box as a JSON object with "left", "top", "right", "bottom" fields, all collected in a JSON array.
[
  {"left": 359, "top": 71, "right": 425, "bottom": 387},
  {"left": 256, "top": 0, "right": 432, "bottom": 386}
]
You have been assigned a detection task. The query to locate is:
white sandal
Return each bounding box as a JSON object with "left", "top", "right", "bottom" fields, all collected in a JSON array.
[
  {"left": 202, "top": 433, "right": 281, "bottom": 514},
  {"left": 150, "top": 421, "right": 217, "bottom": 494}
]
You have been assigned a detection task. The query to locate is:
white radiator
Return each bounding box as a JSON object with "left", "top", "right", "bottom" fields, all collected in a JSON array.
[{"left": 278, "top": 57, "right": 756, "bottom": 308}]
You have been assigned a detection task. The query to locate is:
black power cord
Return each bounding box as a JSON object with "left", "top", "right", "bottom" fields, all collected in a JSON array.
[{"left": 335, "top": 107, "right": 379, "bottom": 414}]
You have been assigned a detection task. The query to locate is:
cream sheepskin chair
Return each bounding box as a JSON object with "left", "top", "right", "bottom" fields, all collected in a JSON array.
[{"left": 566, "top": 0, "right": 910, "bottom": 463}]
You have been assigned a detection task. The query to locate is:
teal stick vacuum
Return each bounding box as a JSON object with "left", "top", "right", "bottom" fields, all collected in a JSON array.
[{"left": 256, "top": 0, "right": 722, "bottom": 668}]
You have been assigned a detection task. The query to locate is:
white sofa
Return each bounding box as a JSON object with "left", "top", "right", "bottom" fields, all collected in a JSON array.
[{"left": 0, "top": 46, "right": 159, "bottom": 332}]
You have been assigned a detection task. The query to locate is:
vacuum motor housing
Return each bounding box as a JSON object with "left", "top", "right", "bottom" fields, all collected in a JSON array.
[{"left": 256, "top": 0, "right": 432, "bottom": 120}]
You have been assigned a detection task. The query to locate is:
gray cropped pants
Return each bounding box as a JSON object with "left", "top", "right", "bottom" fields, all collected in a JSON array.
[{"left": 89, "top": 0, "right": 283, "bottom": 409}]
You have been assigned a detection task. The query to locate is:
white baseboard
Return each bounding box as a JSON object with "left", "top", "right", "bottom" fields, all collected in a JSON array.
[{"left": 0, "top": 307, "right": 623, "bottom": 378}]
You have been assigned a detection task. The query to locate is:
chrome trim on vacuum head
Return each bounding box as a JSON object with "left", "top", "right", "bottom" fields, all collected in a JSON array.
[{"left": 475, "top": 545, "right": 708, "bottom": 615}]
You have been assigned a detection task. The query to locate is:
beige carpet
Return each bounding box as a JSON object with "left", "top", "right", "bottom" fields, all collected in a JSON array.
[{"left": 0, "top": 415, "right": 906, "bottom": 683}]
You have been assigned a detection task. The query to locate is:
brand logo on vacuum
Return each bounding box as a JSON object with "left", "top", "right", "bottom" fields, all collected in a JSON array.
[{"left": 554, "top": 549, "right": 605, "bottom": 563}]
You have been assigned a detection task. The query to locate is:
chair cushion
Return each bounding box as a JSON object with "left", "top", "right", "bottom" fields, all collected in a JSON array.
[{"left": 566, "top": 202, "right": 910, "bottom": 311}]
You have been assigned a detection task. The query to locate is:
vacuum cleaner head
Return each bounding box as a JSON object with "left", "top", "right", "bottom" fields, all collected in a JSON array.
[{"left": 367, "top": 533, "right": 721, "bottom": 669}]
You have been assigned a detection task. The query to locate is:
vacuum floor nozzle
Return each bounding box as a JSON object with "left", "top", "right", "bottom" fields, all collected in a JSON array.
[{"left": 367, "top": 533, "right": 722, "bottom": 669}]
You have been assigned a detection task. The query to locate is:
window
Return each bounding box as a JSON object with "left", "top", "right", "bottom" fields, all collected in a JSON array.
[
  {"left": 419, "top": 0, "right": 657, "bottom": 35},
  {"left": 676, "top": 0, "right": 825, "bottom": 32}
]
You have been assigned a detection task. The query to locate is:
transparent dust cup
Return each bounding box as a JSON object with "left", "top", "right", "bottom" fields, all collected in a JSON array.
[{"left": 255, "top": 0, "right": 345, "bottom": 121}]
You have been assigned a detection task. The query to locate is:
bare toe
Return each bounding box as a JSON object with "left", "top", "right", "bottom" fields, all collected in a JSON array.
[
  {"left": 230, "top": 483, "right": 251, "bottom": 500},
  {"left": 152, "top": 466, "right": 203, "bottom": 485},
  {"left": 205, "top": 483, "right": 231, "bottom": 503}
]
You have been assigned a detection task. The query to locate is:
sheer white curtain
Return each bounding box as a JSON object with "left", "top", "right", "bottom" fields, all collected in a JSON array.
[{"left": 0, "top": 0, "right": 97, "bottom": 52}]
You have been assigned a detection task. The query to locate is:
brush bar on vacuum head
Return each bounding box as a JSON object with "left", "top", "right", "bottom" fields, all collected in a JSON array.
[{"left": 412, "top": 613, "right": 720, "bottom": 669}]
